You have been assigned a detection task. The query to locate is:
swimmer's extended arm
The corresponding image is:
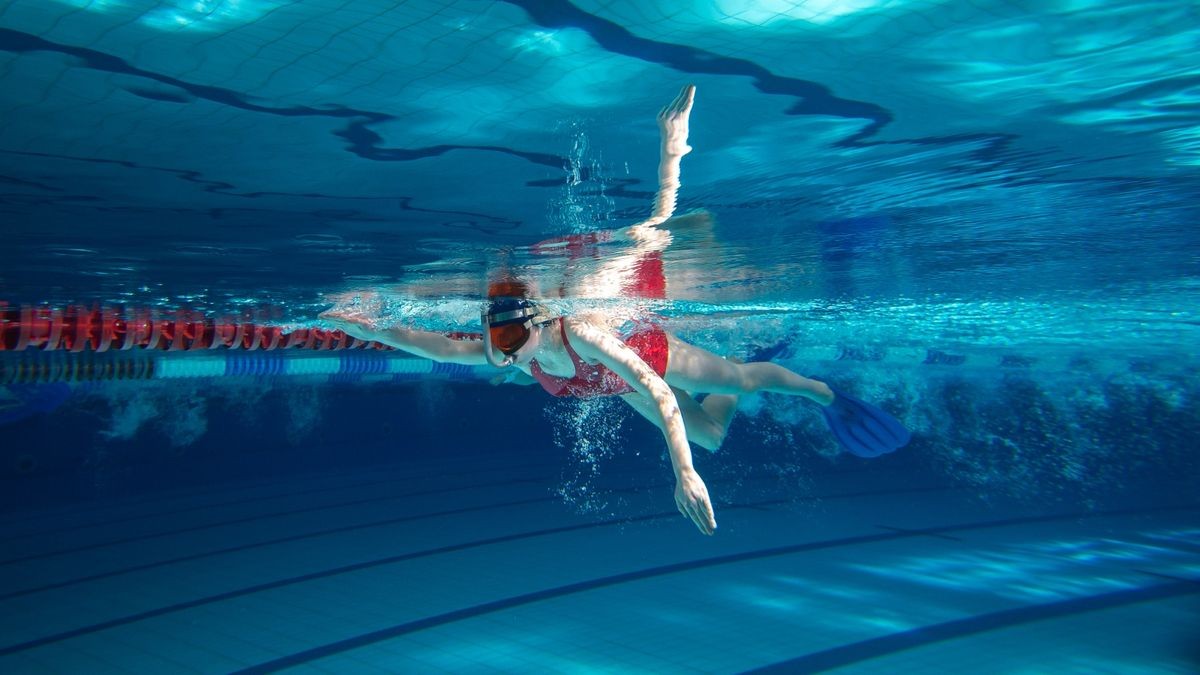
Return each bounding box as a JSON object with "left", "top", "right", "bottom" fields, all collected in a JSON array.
[
  {"left": 320, "top": 308, "right": 487, "bottom": 365},
  {"left": 564, "top": 318, "right": 717, "bottom": 536},
  {"left": 631, "top": 84, "right": 695, "bottom": 229}
]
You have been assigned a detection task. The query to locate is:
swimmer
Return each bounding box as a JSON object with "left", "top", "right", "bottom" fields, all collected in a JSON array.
[{"left": 322, "top": 85, "right": 909, "bottom": 535}]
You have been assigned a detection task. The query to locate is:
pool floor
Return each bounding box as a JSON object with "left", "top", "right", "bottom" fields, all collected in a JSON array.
[{"left": 1, "top": 455, "right": 1196, "bottom": 673}]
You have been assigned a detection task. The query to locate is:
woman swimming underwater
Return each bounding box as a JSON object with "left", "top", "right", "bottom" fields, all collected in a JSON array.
[{"left": 322, "top": 85, "right": 910, "bottom": 535}]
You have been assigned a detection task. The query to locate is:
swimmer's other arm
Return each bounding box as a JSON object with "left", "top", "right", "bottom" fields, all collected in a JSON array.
[
  {"left": 635, "top": 84, "right": 695, "bottom": 229},
  {"left": 565, "top": 318, "right": 717, "bottom": 536},
  {"left": 320, "top": 309, "right": 487, "bottom": 365}
]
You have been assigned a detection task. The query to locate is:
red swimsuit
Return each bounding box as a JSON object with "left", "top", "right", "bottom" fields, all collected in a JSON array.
[{"left": 530, "top": 322, "right": 669, "bottom": 398}]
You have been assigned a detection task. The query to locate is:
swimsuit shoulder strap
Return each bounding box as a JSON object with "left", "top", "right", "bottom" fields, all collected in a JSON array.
[
  {"left": 530, "top": 319, "right": 583, "bottom": 375},
  {"left": 558, "top": 320, "right": 588, "bottom": 369}
]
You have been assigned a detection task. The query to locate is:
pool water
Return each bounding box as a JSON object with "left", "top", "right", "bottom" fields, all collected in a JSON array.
[{"left": 1, "top": 0, "right": 1198, "bottom": 672}]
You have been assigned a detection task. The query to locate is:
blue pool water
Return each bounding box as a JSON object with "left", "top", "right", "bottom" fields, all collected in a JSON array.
[{"left": 1, "top": 1, "right": 1198, "bottom": 672}]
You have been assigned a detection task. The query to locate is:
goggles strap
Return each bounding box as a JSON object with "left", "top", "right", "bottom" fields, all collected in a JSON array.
[{"left": 487, "top": 306, "right": 536, "bottom": 325}]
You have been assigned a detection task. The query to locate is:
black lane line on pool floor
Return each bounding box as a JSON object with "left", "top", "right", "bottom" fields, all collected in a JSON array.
[
  {"left": 1, "top": 482, "right": 956, "bottom": 601},
  {"left": 226, "top": 504, "right": 1200, "bottom": 674},
  {"left": 0, "top": 494, "right": 556, "bottom": 602},
  {"left": 0, "top": 475, "right": 554, "bottom": 566},
  {"left": 0, "top": 458, "right": 924, "bottom": 573},
  {"left": 0, "top": 456, "right": 559, "bottom": 545},
  {"left": 1136, "top": 569, "right": 1200, "bottom": 585},
  {"left": 207, "top": 503, "right": 1196, "bottom": 674},
  {"left": 874, "top": 525, "right": 963, "bottom": 542},
  {"left": 742, "top": 580, "right": 1200, "bottom": 674},
  {"left": 0, "top": 485, "right": 960, "bottom": 656}
]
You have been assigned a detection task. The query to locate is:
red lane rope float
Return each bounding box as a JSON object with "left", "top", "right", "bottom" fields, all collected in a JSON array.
[{"left": 0, "top": 304, "right": 395, "bottom": 353}]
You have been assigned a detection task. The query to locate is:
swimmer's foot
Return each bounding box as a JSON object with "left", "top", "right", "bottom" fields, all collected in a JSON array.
[{"left": 745, "top": 339, "right": 791, "bottom": 363}]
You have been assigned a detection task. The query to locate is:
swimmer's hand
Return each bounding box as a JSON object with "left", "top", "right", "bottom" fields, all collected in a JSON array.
[
  {"left": 319, "top": 307, "right": 378, "bottom": 340},
  {"left": 658, "top": 84, "right": 695, "bottom": 157},
  {"left": 675, "top": 468, "right": 716, "bottom": 535}
]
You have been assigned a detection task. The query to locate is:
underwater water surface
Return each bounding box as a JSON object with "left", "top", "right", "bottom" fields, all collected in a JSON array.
[{"left": 1, "top": 0, "right": 1198, "bottom": 672}]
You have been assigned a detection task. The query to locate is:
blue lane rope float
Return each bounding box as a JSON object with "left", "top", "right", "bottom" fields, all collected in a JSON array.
[{"left": 0, "top": 352, "right": 491, "bottom": 384}]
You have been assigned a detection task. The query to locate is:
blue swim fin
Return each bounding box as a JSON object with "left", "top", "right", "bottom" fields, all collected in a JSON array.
[
  {"left": 819, "top": 385, "right": 911, "bottom": 458},
  {"left": 746, "top": 339, "right": 791, "bottom": 364}
]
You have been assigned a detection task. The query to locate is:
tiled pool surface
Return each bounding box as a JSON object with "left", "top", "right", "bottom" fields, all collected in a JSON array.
[{"left": 1, "top": 456, "right": 1197, "bottom": 673}]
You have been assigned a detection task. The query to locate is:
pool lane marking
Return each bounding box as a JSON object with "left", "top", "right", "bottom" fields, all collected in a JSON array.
[
  {"left": 2, "top": 501, "right": 1192, "bottom": 661},
  {"left": 0, "top": 485, "right": 959, "bottom": 655},
  {"left": 0, "top": 459, "right": 921, "bottom": 566},
  {"left": 0, "top": 456, "right": 558, "bottom": 548},
  {"left": 0, "top": 476, "right": 551, "bottom": 566},
  {"left": 742, "top": 580, "right": 1200, "bottom": 674},
  {"left": 225, "top": 503, "right": 1200, "bottom": 674},
  {"left": 0, "top": 484, "right": 954, "bottom": 600}
]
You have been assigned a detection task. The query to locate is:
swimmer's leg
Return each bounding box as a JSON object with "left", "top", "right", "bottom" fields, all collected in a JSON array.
[
  {"left": 620, "top": 388, "right": 731, "bottom": 452},
  {"left": 663, "top": 334, "right": 834, "bottom": 405}
]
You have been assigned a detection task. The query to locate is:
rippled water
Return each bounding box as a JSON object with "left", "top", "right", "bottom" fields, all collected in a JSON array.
[{"left": 3, "top": 1, "right": 1197, "bottom": 360}]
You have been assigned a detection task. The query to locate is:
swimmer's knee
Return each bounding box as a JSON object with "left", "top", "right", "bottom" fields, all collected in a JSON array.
[
  {"left": 692, "top": 418, "right": 727, "bottom": 452},
  {"left": 733, "top": 363, "right": 758, "bottom": 394},
  {"left": 736, "top": 362, "right": 785, "bottom": 393}
]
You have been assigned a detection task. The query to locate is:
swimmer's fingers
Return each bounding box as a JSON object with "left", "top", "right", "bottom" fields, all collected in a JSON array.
[
  {"left": 688, "top": 494, "right": 715, "bottom": 536},
  {"left": 698, "top": 496, "right": 716, "bottom": 534},
  {"left": 691, "top": 507, "right": 714, "bottom": 535},
  {"left": 658, "top": 85, "right": 695, "bottom": 156},
  {"left": 675, "top": 84, "right": 696, "bottom": 118},
  {"left": 658, "top": 84, "right": 696, "bottom": 122},
  {"left": 677, "top": 494, "right": 699, "bottom": 521},
  {"left": 676, "top": 494, "right": 702, "bottom": 533},
  {"left": 319, "top": 308, "right": 375, "bottom": 334},
  {"left": 318, "top": 307, "right": 345, "bottom": 323},
  {"left": 674, "top": 471, "right": 716, "bottom": 535},
  {"left": 319, "top": 306, "right": 356, "bottom": 322}
]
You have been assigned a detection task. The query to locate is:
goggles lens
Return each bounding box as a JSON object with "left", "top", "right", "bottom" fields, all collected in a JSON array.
[{"left": 488, "top": 322, "right": 530, "bottom": 355}]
